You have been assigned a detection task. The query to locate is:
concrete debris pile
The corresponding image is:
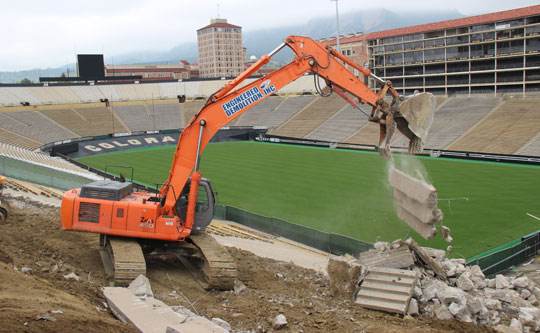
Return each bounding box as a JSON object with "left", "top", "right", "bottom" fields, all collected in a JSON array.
[{"left": 328, "top": 238, "right": 540, "bottom": 332}]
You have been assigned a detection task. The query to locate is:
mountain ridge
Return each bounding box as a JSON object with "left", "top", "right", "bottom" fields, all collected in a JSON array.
[{"left": 0, "top": 9, "right": 464, "bottom": 83}]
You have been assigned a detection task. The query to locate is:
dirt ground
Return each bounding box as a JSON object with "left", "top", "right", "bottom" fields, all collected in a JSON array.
[{"left": 0, "top": 196, "right": 496, "bottom": 333}]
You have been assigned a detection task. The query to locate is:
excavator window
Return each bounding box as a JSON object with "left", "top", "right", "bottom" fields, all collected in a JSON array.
[{"left": 196, "top": 185, "right": 210, "bottom": 213}]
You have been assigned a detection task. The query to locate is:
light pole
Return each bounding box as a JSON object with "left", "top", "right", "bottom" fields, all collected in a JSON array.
[{"left": 331, "top": 0, "right": 341, "bottom": 53}]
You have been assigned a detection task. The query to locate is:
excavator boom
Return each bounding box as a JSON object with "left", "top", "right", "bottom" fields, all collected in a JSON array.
[{"left": 160, "top": 36, "right": 431, "bottom": 218}]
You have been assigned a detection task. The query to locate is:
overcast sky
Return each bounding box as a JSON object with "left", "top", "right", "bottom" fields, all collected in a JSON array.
[{"left": 1, "top": 0, "right": 538, "bottom": 71}]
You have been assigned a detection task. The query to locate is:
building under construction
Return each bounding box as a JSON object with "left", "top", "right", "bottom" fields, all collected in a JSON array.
[
  {"left": 367, "top": 5, "right": 540, "bottom": 96},
  {"left": 323, "top": 5, "right": 540, "bottom": 96}
]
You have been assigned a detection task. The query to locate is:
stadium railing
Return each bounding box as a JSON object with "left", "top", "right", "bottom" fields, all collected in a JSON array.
[{"left": 467, "top": 230, "right": 540, "bottom": 277}]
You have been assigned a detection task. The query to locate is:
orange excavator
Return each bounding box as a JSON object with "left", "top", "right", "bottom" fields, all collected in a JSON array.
[{"left": 61, "top": 36, "right": 435, "bottom": 288}]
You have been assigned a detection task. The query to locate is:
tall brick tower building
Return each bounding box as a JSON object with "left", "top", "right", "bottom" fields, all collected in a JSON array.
[{"left": 197, "top": 18, "right": 246, "bottom": 78}]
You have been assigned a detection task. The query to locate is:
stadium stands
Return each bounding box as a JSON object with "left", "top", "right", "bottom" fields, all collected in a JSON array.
[
  {"left": 113, "top": 104, "right": 153, "bottom": 132},
  {"left": 270, "top": 94, "right": 346, "bottom": 137},
  {"left": 1, "top": 77, "right": 540, "bottom": 158},
  {"left": 150, "top": 103, "right": 183, "bottom": 130},
  {"left": 0, "top": 142, "right": 97, "bottom": 175},
  {"left": 260, "top": 96, "right": 316, "bottom": 128},
  {"left": 517, "top": 132, "right": 540, "bottom": 156},
  {"left": 448, "top": 99, "right": 540, "bottom": 154},
  {"left": 0, "top": 128, "right": 41, "bottom": 150},
  {"left": 344, "top": 122, "right": 381, "bottom": 147},
  {"left": 305, "top": 103, "right": 372, "bottom": 142},
  {"left": 391, "top": 96, "right": 501, "bottom": 150},
  {"left": 181, "top": 100, "right": 205, "bottom": 127},
  {"left": 0, "top": 110, "right": 76, "bottom": 144},
  {"left": 77, "top": 107, "right": 129, "bottom": 134},
  {"left": 234, "top": 96, "right": 284, "bottom": 127},
  {"left": 0, "top": 76, "right": 318, "bottom": 107}
]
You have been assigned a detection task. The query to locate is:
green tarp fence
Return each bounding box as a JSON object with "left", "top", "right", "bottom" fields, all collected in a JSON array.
[
  {"left": 467, "top": 232, "right": 540, "bottom": 277},
  {"left": 217, "top": 204, "right": 372, "bottom": 257}
]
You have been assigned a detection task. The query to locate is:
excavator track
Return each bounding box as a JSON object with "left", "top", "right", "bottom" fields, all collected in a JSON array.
[
  {"left": 99, "top": 235, "right": 146, "bottom": 286},
  {"left": 188, "top": 232, "right": 237, "bottom": 290}
]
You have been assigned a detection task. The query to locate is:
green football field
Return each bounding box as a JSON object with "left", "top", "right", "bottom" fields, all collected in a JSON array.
[{"left": 76, "top": 141, "right": 540, "bottom": 259}]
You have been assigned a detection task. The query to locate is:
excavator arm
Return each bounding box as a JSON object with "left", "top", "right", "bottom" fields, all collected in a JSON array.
[{"left": 159, "top": 36, "right": 433, "bottom": 220}]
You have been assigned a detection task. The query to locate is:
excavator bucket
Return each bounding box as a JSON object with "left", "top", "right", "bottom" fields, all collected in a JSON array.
[{"left": 394, "top": 92, "right": 437, "bottom": 154}]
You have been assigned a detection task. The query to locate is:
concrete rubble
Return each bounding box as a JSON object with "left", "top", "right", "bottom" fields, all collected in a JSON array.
[
  {"left": 388, "top": 166, "right": 443, "bottom": 239},
  {"left": 272, "top": 314, "right": 288, "bottom": 330},
  {"left": 328, "top": 238, "right": 540, "bottom": 332},
  {"left": 104, "top": 274, "right": 229, "bottom": 333}
]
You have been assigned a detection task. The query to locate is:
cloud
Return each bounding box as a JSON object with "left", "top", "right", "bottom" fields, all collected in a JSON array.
[{"left": 0, "top": 0, "right": 538, "bottom": 71}]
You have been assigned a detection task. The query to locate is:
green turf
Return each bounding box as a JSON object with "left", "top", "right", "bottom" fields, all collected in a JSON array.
[{"left": 76, "top": 142, "right": 540, "bottom": 258}]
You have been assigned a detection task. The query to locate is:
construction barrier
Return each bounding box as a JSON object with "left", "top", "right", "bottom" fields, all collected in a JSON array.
[
  {"left": 218, "top": 205, "right": 372, "bottom": 257},
  {"left": 467, "top": 231, "right": 540, "bottom": 277},
  {"left": 0, "top": 155, "right": 96, "bottom": 190}
]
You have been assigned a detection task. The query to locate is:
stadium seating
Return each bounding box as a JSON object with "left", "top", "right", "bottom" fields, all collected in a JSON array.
[
  {"left": 517, "top": 132, "right": 540, "bottom": 156},
  {"left": 150, "top": 103, "right": 183, "bottom": 130},
  {"left": 448, "top": 99, "right": 540, "bottom": 154},
  {"left": 344, "top": 122, "right": 381, "bottom": 147},
  {"left": 305, "top": 103, "right": 371, "bottom": 142},
  {"left": 391, "top": 96, "right": 501, "bottom": 150},
  {"left": 181, "top": 100, "right": 205, "bottom": 127},
  {"left": 0, "top": 110, "right": 76, "bottom": 144},
  {"left": 113, "top": 104, "right": 153, "bottom": 132},
  {"left": 270, "top": 94, "right": 346, "bottom": 137},
  {"left": 0, "top": 142, "right": 96, "bottom": 175},
  {"left": 261, "top": 96, "right": 316, "bottom": 128},
  {"left": 234, "top": 96, "right": 284, "bottom": 126},
  {"left": 0, "top": 76, "right": 317, "bottom": 108},
  {"left": 1, "top": 78, "right": 540, "bottom": 157},
  {"left": 0, "top": 128, "right": 41, "bottom": 150}
]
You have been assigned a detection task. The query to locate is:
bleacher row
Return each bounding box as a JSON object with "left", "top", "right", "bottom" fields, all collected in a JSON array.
[
  {"left": 0, "top": 143, "right": 98, "bottom": 177},
  {"left": 1, "top": 94, "right": 540, "bottom": 157},
  {"left": 0, "top": 76, "right": 317, "bottom": 107}
]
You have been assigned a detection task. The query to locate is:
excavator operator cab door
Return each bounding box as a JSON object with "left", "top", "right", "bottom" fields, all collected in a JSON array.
[{"left": 176, "top": 177, "right": 215, "bottom": 232}]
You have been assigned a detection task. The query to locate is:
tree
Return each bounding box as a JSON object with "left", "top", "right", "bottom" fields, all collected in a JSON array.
[{"left": 19, "top": 78, "right": 32, "bottom": 84}]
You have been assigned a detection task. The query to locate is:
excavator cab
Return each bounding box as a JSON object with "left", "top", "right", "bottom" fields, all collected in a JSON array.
[{"left": 175, "top": 177, "right": 215, "bottom": 232}]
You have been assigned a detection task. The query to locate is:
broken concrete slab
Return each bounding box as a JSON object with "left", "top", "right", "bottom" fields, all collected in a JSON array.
[
  {"left": 359, "top": 246, "right": 415, "bottom": 270},
  {"left": 408, "top": 239, "right": 447, "bottom": 282},
  {"left": 272, "top": 314, "right": 287, "bottom": 330},
  {"left": 374, "top": 241, "right": 390, "bottom": 252},
  {"left": 469, "top": 265, "right": 486, "bottom": 282},
  {"left": 355, "top": 267, "right": 418, "bottom": 315},
  {"left": 388, "top": 166, "right": 443, "bottom": 240},
  {"left": 495, "top": 275, "right": 510, "bottom": 289},
  {"left": 435, "top": 305, "right": 453, "bottom": 320},
  {"left": 408, "top": 298, "right": 419, "bottom": 315},
  {"left": 128, "top": 274, "right": 153, "bottom": 298},
  {"left": 166, "top": 318, "right": 229, "bottom": 333},
  {"left": 103, "top": 287, "right": 226, "bottom": 333},
  {"left": 457, "top": 275, "right": 474, "bottom": 292}
]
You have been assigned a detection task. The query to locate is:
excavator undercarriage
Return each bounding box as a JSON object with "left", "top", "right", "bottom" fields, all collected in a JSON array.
[{"left": 99, "top": 233, "right": 237, "bottom": 289}]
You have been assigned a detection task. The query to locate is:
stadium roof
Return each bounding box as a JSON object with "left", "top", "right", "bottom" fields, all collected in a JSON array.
[
  {"left": 367, "top": 5, "right": 540, "bottom": 40},
  {"left": 321, "top": 4, "right": 540, "bottom": 46}
]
